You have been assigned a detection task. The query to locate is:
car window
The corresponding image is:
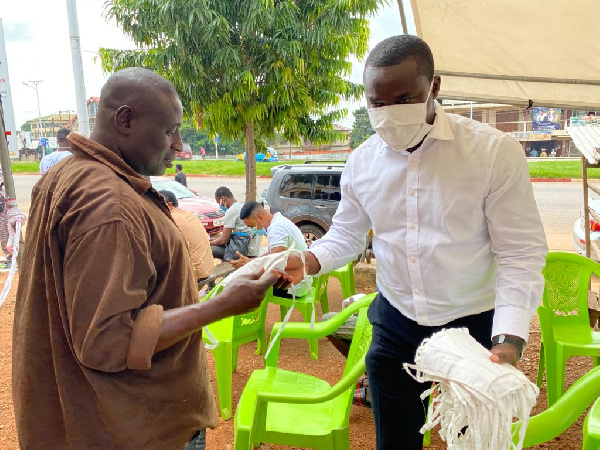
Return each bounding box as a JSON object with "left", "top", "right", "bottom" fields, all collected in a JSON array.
[
  {"left": 314, "top": 174, "right": 341, "bottom": 201},
  {"left": 279, "top": 174, "right": 314, "bottom": 199},
  {"left": 152, "top": 180, "right": 195, "bottom": 199}
]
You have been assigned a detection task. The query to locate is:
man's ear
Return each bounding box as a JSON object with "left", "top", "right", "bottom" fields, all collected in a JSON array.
[
  {"left": 432, "top": 75, "right": 442, "bottom": 100},
  {"left": 114, "top": 105, "right": 134, "bottom": 135}
]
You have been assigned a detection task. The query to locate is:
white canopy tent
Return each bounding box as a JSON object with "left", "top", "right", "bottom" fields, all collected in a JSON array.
[{"left": 405, "top": 0, "right": 600, "bottom": 110}]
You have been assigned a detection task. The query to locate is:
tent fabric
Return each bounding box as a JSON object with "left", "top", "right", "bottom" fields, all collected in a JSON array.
[
  {"left": 409, "top": 0, "right": 600, "bottom": 110},
  {"left": 567, "top": 126, "right": 600, "bottom": 164}
]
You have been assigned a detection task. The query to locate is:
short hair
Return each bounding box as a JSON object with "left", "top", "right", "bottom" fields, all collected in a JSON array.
[
  {"left": 240, "top": 201, "right": 262, "bottom": 220},
  {"left": 365, "top": 35, "right": 434, "bottom": 81},
  {"left": 175, "top": 163, "right": 183, "bottom": 171},
  {"left": 159, "top": 190, "right": 178, "bottom": 207},
  {"left": 56, "top": 128, "right": 71, "bottom": 141},
  {"left": 215, "top": 186, "right": 233, "bottom": 199}
]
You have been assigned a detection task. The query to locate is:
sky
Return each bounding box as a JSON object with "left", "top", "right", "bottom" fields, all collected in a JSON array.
[{"left": 1, "top": 0, "right": 416, "bottom": 130}]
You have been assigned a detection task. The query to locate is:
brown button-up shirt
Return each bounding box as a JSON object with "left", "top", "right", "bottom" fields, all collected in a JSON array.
[{"left": 12, "top": 133, "right": 217, "bottom": 449}]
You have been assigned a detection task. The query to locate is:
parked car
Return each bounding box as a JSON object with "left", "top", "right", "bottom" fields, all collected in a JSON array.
[
  {"left": 236, "top": 148, "right": 279, "bottom": 162},
  {"left": 265, "top": 163, "right": 345, "bottom": 246},
  {"left": 572, "top": 198, "right": 600, "bottom": 260},
  {"left": 175, "top": 143, "right": 193, "bottom": 160},
  {"left": 150, "top": 177, "right": 225, "bottom": 235}
]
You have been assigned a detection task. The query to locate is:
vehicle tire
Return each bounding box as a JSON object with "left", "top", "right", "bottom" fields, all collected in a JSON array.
[{"left": 299, "top": 224, "right": 325, "bottom": 248}]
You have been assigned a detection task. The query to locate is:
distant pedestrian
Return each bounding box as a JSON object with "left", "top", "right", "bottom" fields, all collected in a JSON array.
[
  {"left": 530, "top": 149, "right": 539, "bottom": 157},
  {"left": 200, "top": 147, "right": 206, "bottom": 160},
  {"left": 40, "top": 128, "right": 72, "bottom": 174},
  {"left": 174, "top": 163, "right": 187, "bottom": 187}
]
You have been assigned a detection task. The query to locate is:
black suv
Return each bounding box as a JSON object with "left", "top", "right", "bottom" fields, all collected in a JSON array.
[{"left": 265, "top": 163, "right": 345, "bottom": 246}]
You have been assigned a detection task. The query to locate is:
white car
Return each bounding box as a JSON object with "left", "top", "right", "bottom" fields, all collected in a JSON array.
[{"left": 572, "top": 199, "right": 600, "bottom": 260}]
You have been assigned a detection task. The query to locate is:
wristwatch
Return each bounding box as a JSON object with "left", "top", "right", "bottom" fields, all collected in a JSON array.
[{"left": 492, "top": 334, "right": 525, "bottom": 359}]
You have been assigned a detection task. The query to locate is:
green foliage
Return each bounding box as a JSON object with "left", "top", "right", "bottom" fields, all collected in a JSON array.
[
  {"left": 20, "top": 122, "right": 31, "bottom": 132},
  {"left": 179, "top": 122, "right": 245, "bottom": 156},
  {"left": 349, "top": 106, "right": 374, "bottom": 149},
  {"left": 99, "top": 0, "right": 384, "bottom": 197}
]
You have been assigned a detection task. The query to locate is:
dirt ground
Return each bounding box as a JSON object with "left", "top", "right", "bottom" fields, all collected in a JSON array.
[{"left": 0, "top": 267, "right": 594, "bottom": 449}]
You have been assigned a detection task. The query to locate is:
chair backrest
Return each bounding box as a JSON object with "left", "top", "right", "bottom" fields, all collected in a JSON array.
[
  {"left": 343, "top": 304, "right": 373, "bottom": 377},
  {"left": 543, "top": 252, "right": 600, "bottom": 322},
  {"left": 311, "top": 274, "right": 329, "bottom": 303}
]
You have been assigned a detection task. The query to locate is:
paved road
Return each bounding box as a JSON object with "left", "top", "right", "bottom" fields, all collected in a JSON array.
[{"left": 11, "top": 175, "right": 584, "bottom": 253}]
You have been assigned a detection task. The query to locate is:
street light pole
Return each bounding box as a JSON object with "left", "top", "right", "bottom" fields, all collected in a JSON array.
[
  {"left": 23, "top": 81, "right": 43, "bottom": 138},
  {"left": 66, "top": 0, "right": 90, "bottom": 137}
]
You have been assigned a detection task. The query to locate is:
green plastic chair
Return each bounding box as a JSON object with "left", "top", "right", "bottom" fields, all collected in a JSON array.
[
  {"left": 264, "top": 286, "right": 320, "bottom": 359},
  {"left": 233, "top": 294, "right": 375, "bottom": 450},
  {"left": 512, "top": 366, "right": 600, "bottom": 447},
  {"left": 328, "top": 261, "right": 356, "bottom": 300},
  {"left": 536, "top": 252, "right": 600, "bottom": 406},
  {"left": 584, "top": 396, "right": 600, "bottom": 449},
  {"left": 201, "top": 282, "right": 269, "bottom": 420},
  {"left": 312, "top": 273, "right": 330, "bottom": 314}
]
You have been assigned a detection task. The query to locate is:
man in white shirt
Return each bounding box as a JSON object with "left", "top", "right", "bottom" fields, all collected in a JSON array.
[
  {"left": 39, "top": 128, "right": 73, "bottom": 175},
  {"left": 285, "top": 35, "right": 547, "bottom": 449},
  {"left": 237, "top": 201, "right": 311, "bottom": 297}
]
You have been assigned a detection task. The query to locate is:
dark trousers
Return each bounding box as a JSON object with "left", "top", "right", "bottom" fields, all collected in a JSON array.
[{"left": 365, "top": 293, "right": 494, "bottom": 450}]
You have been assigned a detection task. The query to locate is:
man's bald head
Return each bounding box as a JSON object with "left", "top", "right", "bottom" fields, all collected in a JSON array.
[
  {"left": 91, "top": 68, "right": 183, "bottom": 176},
  {"left": 99, "top": 67, "right": 180, "bottom": 112}
]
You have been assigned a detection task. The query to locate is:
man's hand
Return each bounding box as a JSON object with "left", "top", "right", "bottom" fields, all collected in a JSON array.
[
  {"left": 230, "top": 252, "right": 250, "bottom": 269},
  {"left": 217, "top": 269, "right": 291, "bottom": 316},
  {"left": 489, "top": 342, "right": 522, "bottom": 367}
]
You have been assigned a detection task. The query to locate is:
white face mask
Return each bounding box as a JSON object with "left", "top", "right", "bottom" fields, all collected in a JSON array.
[{"left": 367, "top": 82, "right": 435, "bottom": 152}]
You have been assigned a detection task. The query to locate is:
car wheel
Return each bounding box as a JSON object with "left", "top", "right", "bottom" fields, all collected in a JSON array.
[{"left": 299, "top": 224, "right": 325, "bottom": 248}]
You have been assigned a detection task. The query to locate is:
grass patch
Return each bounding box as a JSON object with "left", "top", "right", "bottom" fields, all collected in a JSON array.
[
  {"left": 10, "top": 158, "right": 600, "bottom": 179},
  {"left": 163, "top": 160, "right": 305, "bottom": 176}
]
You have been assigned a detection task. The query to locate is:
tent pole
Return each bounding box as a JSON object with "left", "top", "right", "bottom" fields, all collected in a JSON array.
[{"left": 397, "top": 0, "right": 408, "bottom": 35}]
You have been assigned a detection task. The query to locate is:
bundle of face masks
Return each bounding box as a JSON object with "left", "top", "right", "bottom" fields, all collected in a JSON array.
[
  {"left": 204, "top": 244, "right": 312, "bottom": 359},
  {"left": 404, "top": 328, "right": 539, "bottom": 450}
]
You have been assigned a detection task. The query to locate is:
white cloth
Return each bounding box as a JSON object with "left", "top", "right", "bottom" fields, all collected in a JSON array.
[
  {"left": 267, "top": 212, "right": 311, "bottom": 296},
  {"left": 39, "top": 149, "right": 72, "bottom": 174},
  {"left": 404, "top": 328, "right": 539, "bottom": 450},
  {"left": 309, "top": 104, "right": 547, "bottom": 341}
]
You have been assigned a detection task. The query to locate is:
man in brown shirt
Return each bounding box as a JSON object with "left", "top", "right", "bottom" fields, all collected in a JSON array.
[
  {"left": 159, "top": 190, "right": 214, "bottom": 280},
  {"left": 12, "top": 68, "right": 286, "bottom": 449}
]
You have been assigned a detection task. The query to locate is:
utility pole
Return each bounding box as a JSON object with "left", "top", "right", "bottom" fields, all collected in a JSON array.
[
  {"left": 23, "top": 81, "right": 43, "bottom": 138},
  {"left": 0, "top": 100, "right": 16, "bottom": 201},
  {"left": 66, "top": 0, "right": 90, "bottom": 137}
]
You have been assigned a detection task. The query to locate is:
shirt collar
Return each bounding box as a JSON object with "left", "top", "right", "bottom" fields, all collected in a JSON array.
[
  {"left": 377, "top": 100, "right": 455, "bottom": 154},
  {"left": 67, "top": 133, "right": 153, "bottom": 195}
]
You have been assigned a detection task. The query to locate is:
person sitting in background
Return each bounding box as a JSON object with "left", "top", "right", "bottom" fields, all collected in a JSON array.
[
  {"left": 210, "top": 186, "right": 261, "bottom": 261},
  {"left": 40, "top": 128, "right": 73, "bottom": 175},
  {"left": 540, "top": 149, "right": 548, "bottom": 157},
  {"left": 174, "top": 163, "right": 187, "bottom": 187},
  {"left": 159, "top": 190, "right": 214, "bottom": 280},
  {"left": 236, "top": 201, "right": 310, "bottom": 297}
]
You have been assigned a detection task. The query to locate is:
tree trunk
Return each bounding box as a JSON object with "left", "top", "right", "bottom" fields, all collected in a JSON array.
[{"left": 245, "top": 119, "right": 257, "bottom": 201}]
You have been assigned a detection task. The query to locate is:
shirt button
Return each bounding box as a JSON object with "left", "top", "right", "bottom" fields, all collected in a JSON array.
[
  {"left": 409, "top": 224, "right": 416, "bottom": 230},
  {"left": 414, "top": 288, "right": 422, "bottom": 295},
  {"left": 409, "top": 189, "right": 415, "bottom": 196},
  {"left": 410, "top": 257, "right": 417, "bottom": 263}
]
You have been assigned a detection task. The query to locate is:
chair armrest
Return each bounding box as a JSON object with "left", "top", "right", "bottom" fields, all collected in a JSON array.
[{"left": 265, "top": 293, "right": 375, "bottom": 366}]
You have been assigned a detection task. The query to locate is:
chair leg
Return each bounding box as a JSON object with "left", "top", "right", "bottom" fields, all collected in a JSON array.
[
  {"left": 548, "top": 346, "right": 565, "bottom": 407},
  {"left": 214, "top": 342, "right": 233, "bottom": 420},
  {"left": 279, "top": 305, "right": 289, "bottom": 322},
  {"left": 536, "top": 342, "right": 545, "bottom": 388},
  {"left": 320, "top": 291, "right": 329, "bottom": 314},
  {"left": 232, "top": 345, "right": 239, "bottom": 373},
  {"left": 234, "top": 426, "right": 252, "bottom": 450},
  {"left": 256, "top": 330, "right": 267, "bottom": 356},
  {"left": 593, "top": 356, "right": 600, "bottom": 368}
]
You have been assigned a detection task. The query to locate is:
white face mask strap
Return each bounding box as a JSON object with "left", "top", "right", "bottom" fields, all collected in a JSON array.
[
  {"left": 203, "top": 326, "right": 219, "bottom": 350},
  {"left": 264, "top": 247, "right": 312, "bottom": 359}
]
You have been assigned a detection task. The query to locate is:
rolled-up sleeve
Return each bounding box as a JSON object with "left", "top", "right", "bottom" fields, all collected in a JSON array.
[
  {"left": 64, "top": 221, "right": 162, "bottom": 372},
  {"left": 310, "top": 154, "right": 372, "bottom": 274},
  {"left": 485, "top": 136, "right": 548, "bottom": 341}
]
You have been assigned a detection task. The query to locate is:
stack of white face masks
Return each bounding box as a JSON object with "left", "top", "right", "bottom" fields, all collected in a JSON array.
[
  {"left": 204, "top": 245, "right": 312, "bottom": 359},
  {"left": 403, "top": 328, "right": 539, "bottom": 450}
]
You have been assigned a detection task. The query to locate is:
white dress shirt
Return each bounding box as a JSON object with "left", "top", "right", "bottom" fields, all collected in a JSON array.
[
  {"left": 39, "top": 149, "right": 72, "bottom": 175},
  {"left": 310, "top": 104, "right": 547, "bottom": 341}
]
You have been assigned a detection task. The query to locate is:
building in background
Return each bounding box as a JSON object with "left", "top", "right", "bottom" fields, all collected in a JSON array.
[
  {"left": 24, "top": 97, "right": 99, "bottom": 138},
  {"left": 271, "top": 124, "right": 351, "bottom": 158},
  {"left": 440, "top": 100, "right": 597, "bottom": 157}
]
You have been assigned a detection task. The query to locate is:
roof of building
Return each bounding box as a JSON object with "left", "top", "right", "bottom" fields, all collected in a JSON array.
[
  {"left": 566, "top": 126, "right": 600, "bottom": 164},
  {"left": 333, "top": 124, "right": 351, "bottom": 132},
  {"left": 26, "top": 113, "right": 77, "bottom": 124}
]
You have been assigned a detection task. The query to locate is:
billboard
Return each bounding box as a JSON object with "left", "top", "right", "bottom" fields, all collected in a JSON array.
[
  {"left": 0, "top": 19, "right": 18, "bottom": 159},
  {"left": 533, "top": 107, "right": 562, "bottom": 131}
]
